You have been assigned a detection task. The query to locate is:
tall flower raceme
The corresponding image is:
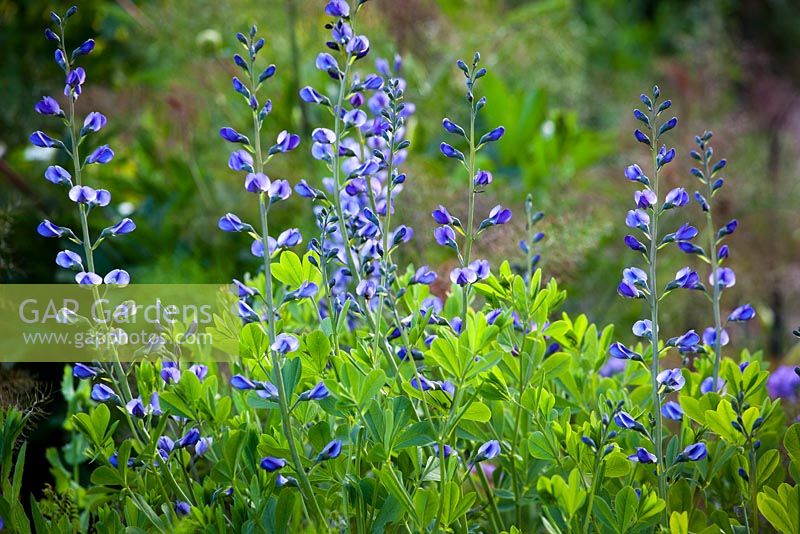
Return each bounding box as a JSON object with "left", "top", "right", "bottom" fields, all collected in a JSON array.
[
  {"left": 436, "top": 52, "right": 509, "bottom": 322},
  {"left": 32, "top": 6, "right": 140, "bottom": 424},
  {"left": 297, "top": 0, "right": 421, "bottom": 367},
  {"left": 519, "top": 193, "right": 545, "bottom": 285},
  {"left": 682, "top": 132, "right": 755, "bottom": 387},
  {"left": 216, "top": 26, "right": 325, "bottom": 524},
  {"left": 33, "top": 8, "right": 134, "bottom": 288},
  {"left": 610, "top": 86, "right": 708, "bottom": 505}
]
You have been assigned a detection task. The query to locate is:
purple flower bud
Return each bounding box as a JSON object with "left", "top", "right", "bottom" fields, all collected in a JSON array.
[
  {"left": 668, "top": 329, "right": 701, "bottom": 352},
  {"left": 617, "top": 281, "right": 640, "bottom": 299},
  {"left": 442, "top": 118, "right": 466, "bottom": 136},
  {"left": 104, "top": 269, "right": 130, "bottom": 286},
  {"left": 91, "top": 383, "right": 117, "bottom": 402},
  {"left": 661, "top": 401, "right": 684, "bottom": 421},
  {"left": 624, "top": 164, "right": 648, "bottom": 184},
  {"left": 439, "top": 142, "right": 464, "bottom": 161},
  {"left": 728, "top": 304, "right": 755, "bottom": 322},
  {"left": 73, "top": 363, "right": 98, "bottom": 379},
  {"left": 432, "top": 444, "right": 454, "bottom": 458},
  {"left": 44, "top": 165, "right": 72, "bottom": 186},
  {"left": 670, "top": 267, "right": 702, "bottom": 291},
  {"left": 218, "top": 213, "right": 247, "bottom": 232},
  {"left": 38, "top": 219, "right": 66, "bottom": 238},
  {"left": 609, "top": 342, "right": 642, "bottom": 362},
  {"left": 219, "top": 127, "right": 249, "bottom": 144},
  {"left": 75, "top": 272, "right": 102, "bottom": 285},
  {"left": 473, "top": 170, "right": 493, "bottom": 187},
  {"left": 44, "top": 28, "right": 60, "bottom": 43},
  {"left": 231, "top": 374, "right": 256, "bottom": 390},
  {"left": 35, "top": 96, "right": 63, "bottom": 116},
  {"left": 30, "top": 131, "right": 57, "bottom": 148},
  {"left": 483, "top": 205, "right": 512, "bottom": 227},
  {"left": 431, "top": 205, "right": 456, "bottom": 225},
  {"left": 260, "top": 456, "right": 288, "bottom": 472},
  {"left": 675, "top": 223, "right": 698, "bottom": 241},
  {"left": 695, "top": 191, "right": 709, "bottom": 212},
  {"left": 624, "top": 235, "right": 647, "bottom": 253},
  {"left": 244, "top": 172, "right": 270, "bottom": 194},
  {"left": 316, "top": 52, "right": 340, "bottom": 75},
  {"left": 82, "top": 112, "right": 107, "bottom": 134},
  {"left": 659, "top": 117, "right": 678, "bottom": 136},
  {"left": 318, "top": 439, "right": 343, "bottom": 461},
  {"left": 189, "top": 364, "right": 208, "bottom": 381},
  {"left": 55, "top": 49, "right": 67, "bottom": 70},
  {"left": 479, "top": 126, "right": 505, "bottom": 145},
  {"left": 356, "top": 279, "right": 376, "bottom": 300},
  {"left": 271, "top": 333, "right": 299, "bottom": 354},
  {"left": 628, "top": 447, "right": 657, "bottom": 464},
  {"left": 299, "top": 381, "right": 330, "bottom": 401},
  {"left": 410, "top": 375, "right": 437, "bottom": 391},
  {"left": 105, "top": 218, "right": 136, "bottom": 236},
  {"left": 656, "top": 368, "right": 685, "bottom": 392},
  {"left": 175, "top": 501, "right": 191, "bottom": 516},
  {"left": 718, "top": 219, "right": 738, "bottom": 238},
  {"left": 72, "top": 39, "right": 95, "bottom": 58},
  {"left": 657, "top": 146, "right": 676, "bottom": 167},
  {"left": 228, "top": 149, "right": 254, "bottom": 172},
  {"left": 277, "top": 228, "right": 302, "bottom": 248},
  {"left": 177, "top": 428, "right": 200, "bottom": 448},
  {"left": 85, "top": 145, "right": 114, "bottom": 165},
  {"left": 634, "top": 129, "right": 651, "bottom": 146},
  {"left": 158, "top": 436, "right": 175, "bottom": 456},
  {"left": 64, "top": 67, "right": 86, "bottom": 97},
  {"left": 295, "top": 179, "right": 321, "bottom": 199},
  {"left": 614, "top": 411, "right": 642, "bottom": 430}
]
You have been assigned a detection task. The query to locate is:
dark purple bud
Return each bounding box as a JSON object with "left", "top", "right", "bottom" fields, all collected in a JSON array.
[
  {"left": 105, "top": 218, "right": 136, "bottom": 236},
  {"left": 473, "top": 170, "right": 493, "bottom": 187},
  {"left": 30, "top": 131, "right": 57, "bottom": 148},
  {"left": 55, "top": 49, "right": 67, "bottom": 70},
  {"left": 71, "top": 39, "right": 95, "bottom": 59},
  {"left": 175, "top": 501, "right": 191, "bottom": 516},
  {"left": 44, "top": 28, "right": 60, "bottom": 43},
  {"left": 439, "top": 142, "right": 464, "bottom": 161},
  {"left": 479, "top": 126, "right": 505, "bottom": 145},
  {"left": 728, "top": 304, "right": 755, "bottom": 322},
  {"left": 661, "top": 401, "right": 684, "bottom": 421},
  {"left": 218, "top": 213, "right": 247, "bottom": 232},
  {"left": 658, "top": 117, "right": 677, "bottom": 136},
  {"left": 628, "top": 447, "right": 657, "bottom": 464},
  {"left": 73, "top": 363, "right": 98, "bottom": 379},
  {"left": 442, "top": 118, "right": 466, "bottom": 137},
  {"left": 717, "top": 219, "right": 738, "bottom": 238},
  {"left": 177, "top": 428, "right": 201, "bottom": 448},
  {"left": 258, "top": 65, "right": 277, "bottom": 84},
  {"left": 260, "top": 457, "right": 287, "bottom": 472},
  {"left": 298, "top": 381, "right": 330, "bottom": 401},
  {"left": 634, "top": 129, "right": 651, "bottom": 146},
  {"left": 318, "top": 439, "right": 342, "bottom": 461},
  {"left": 220, "top": 127, "right": 250, "bottom": 144},
  {"left": 624, "top": 235, "right": 647, "bottom": 253},
  {"left": 633, "top": 109, "right": 649, "bottom": 126},
  {"left": 85, "top": 145, "right": 114, "bottom": 165}
]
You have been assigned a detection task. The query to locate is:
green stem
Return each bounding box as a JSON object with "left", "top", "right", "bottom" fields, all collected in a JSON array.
[
  {"left": 647, "top": 118, "right": 666, "bottom": 507},
  {"left": 461, "top": 102, "right": 477, "bottom": 324}
]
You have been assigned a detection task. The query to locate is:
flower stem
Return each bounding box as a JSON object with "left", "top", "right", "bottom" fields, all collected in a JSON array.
[
  {"left": 704, "top": 155, "right": 723, "bottom": 386},
  {"left": 461, "top": 97, "right": 477, "bottom": 324}
]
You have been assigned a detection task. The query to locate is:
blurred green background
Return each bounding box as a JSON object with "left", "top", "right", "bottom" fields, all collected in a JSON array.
[{"left": 2, "top": 0, "right": 799, "bottom": 364}]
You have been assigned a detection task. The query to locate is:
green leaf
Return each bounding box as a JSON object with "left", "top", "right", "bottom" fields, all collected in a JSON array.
[
  {"left": 304, "top": 329, "right": 331, "bottom": 373},
  {"left": 757, "top": 449, "right": 781, "bottom": 487},
  {"left": 669, "top": 511, "right": 689, "bottom": 534},
  {"left": 785, "top": 424, "right": 800, "bottom": 467},
  {"left": 614, "top": 486, "right": 638, "bottom": 531},
  {"left": 460, "top": 402, "right": 491, "bottom": 422},
  {"left": 271, "top": 251, "right": 304, "bottom": 287},
  {"left": 528, "top": 431, "right": 556, "bottom": 460},
  {"left": 758, "top": 493, "right": 795, "bottom": 534}
]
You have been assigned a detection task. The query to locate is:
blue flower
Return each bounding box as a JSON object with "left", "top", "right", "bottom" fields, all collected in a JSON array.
[
  {"left": 298, "top": 382, "right": 330, "bottom": 401},
  {"left": 614, "top": 411, "right": 643, "bottom": 431},
  {"left": 624, "top": 235, "right": 647, "bottom": 253},
  {"left": 196, "top": 437, "right": 212, "bottom": 457},
  {"left": 231, "top": 374, "right": 257, "bottom": 390},
  {"left": 218, "top": 213, "right": 248, "bottom": 232},
  {"left": 260, "top": 456, "right": 288, "bottom": 472},
  {"left": 624, "top": 164, "right": 648, "bottom": 185},
  {"left": 677, "top": 443, "right": 707, "bottom": 462},
  {"left": 632, "top": 319, "right": 652, "bottom": 338},
  {"left": 700, "top": 377, "right": 726, "bottom": 395},
  {"left": 44, "top": 165, "right": 72, "bottom": 186},
  {"left": 75, "top": 272, "right": 102, "bottom": 285},
  {"left": 668, "top": 330, "right": 702, "bottom": 353},
  {"left": 481, "top": 205, "right": 512, "bottom": 227},
  {"left": 627, "top": 447, "right": 657, "bottom": 464},
  {"left": 299, "top": 86, "right": 326, "bottom": 104},
  {"left": 608, "top": 342, "right": 642, "bottom": 362},
  {"left": 175, "top": 501, "right": 191, "bottom": 516},
  {"left": 56, "top": 250, "right": 82, "bottom": 269},
  {"left": 625, "top": 209, "right": 649, "bottom": 232},
  {"left": 663, "top": 187, "right": 689, "bottom": 209},
  {"left": 318, "top": 439, "right": 343, "bottom": 461},
  {"left": 274, "top": 130, "right": 300, "bottom": 152},
  {"left": 656, "top": 368, "right": 685, "bottom": 392},
  {"left": 85, "top": 145, "right": 114, "bottom": 165},
  {"left": 702, "top": 327, "right": 729, "bottom": 347},
  {"left": 709, "top": 268, "right": 736, "bottom": 289},
  {"left": 82, "top": 112, "right": 107, "bottom": 134},
  {"left": 728, "top": 304, "right": 755, "bottom": 322},
  {"left": 73, "top": 363, "right": 98, "bottom": 379},
  {"left": 72, "top": 38, "right": 95, "bottom": 58},
  {"left": 104, "top": 269, "right": 130, "bottom": 286},
  {"left": 410, "top": 375, "right": 438, "bottom": 391},
  {"left": 661, "top": 401, "right": 684, "bottom": 421},
  {"left": 412, "top": 266, "right": 437, "bottom": 285},
  {"left": 432, "top": 444, "right": 454, "bottom": 458},
  {"left": 34, "top": 96, "right": 63, "bottom": 116},
  {"left": 439, "top": 142, "right": 464, "bottom": 161},
  {"left": 450, "top": 267, "right": 478, "bottom": 287},
  {"left": 325, "top": 0, "right": 350, "bottom": 18},
  {"left": 473, "top": 170, "right": 492, "bottom": 187},
  {"left": 177, "top": 428, "right": 201, "bottom": 448},
  {"left": 30, "top": 131, "right": 57, "bottom": 148},
  {"left": 126, "top": 397, "right": 146, "bottom": 418},
  {"left": 228, "top": 149, "right": 254, "bottom": 172},
  {"left": 91, "top": 383, "right": 117, "bottom": 402},
  {"left": 271, "top": 333, "right": 299, "bottom": 354},
  {"left": 434, "top": 226, "right": 457, "bottom": 248},
  {"left": 105, "top": 218, "right": 136, "bottom": 236},
  {"left": 474, "top": 440, "right": 501, "bottom": 462},
  {"left": 219, "top": 127, "right": 249, "bottom": 144}
]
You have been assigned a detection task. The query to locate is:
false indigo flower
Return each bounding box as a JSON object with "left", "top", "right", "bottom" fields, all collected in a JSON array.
[
  {"left": 663, "top": 187, "right": 689, "bottom": 209},
  {"left": 709, "top": 268, "right": 735, "bottom": 289},
  {"left": 608, "top": 342, "right": 642, "bottom": 362},
  {"left": 126, "top": 397, "right": 146, "bottom": 418},
  {"left": 298, "top": 382, "right": 330, "bottom": 401},
  {"left": 82, "top": 112, "right": 107, "bottom": 134},
  {"left": 56, "top": 250, "right": 82, "bottom": 269},
  {"left": 635, "top": 189, "right": 657, "bottom": 209},
  {"left": 91, "top": 383, "right": 117, "bottom": 402},
  {"left": 700, "top": 377, "right": 726, "bottom": 395},
  {"left": 450, "top": 267, "right": 478, "bottom": 287},
  {"left": 175, "top": 501, "right": 191, "bottom": 517},
  {"left": 271, "top": 333, "right": 299, "bottom": 354},
  {"left": 218, "top": 213, "right": 248, "bottom": 232},
  {"left": 75, "top": 272, "right": 102, "bottom": 285},
  {"left": 189, "top": 364, "right": 209, "bottom": 381},
  {"left": 85, "top": 145, "right": 114, "bottom": 165},
  {"left": 625, "top": 209, "right": 650, "bottom": 232},
  {"left": 231, "top": 374, "right": 256, "bottom": 390},
  {"left": 412, "top": 266, "right": 437, "bottom": 285},
  {"left": 656, "top": 368, "right": 685, "bottom": 392},
  {"left": 439, "top": 142, "right": 464, "bottom": 160},
  {"left": 481, "top": 205, "right": 512, "bottom": 228},
  {"left": 44, "top": 165, "right": 72, "bottom": 186},
  {"left": 432, "top": 444, "right": 454, "bottom": 458},
  {"left": 474, "top": 170, "right": 492, "bottom": 187},
  {"left": 479, "top": 126, "right": 505, "bottom": 145},
  {"left": 627, "top": 447, "right": 657, "bottom": 464},
  {"left": 661, "top": 401, "right": 684, "bottom": 421},
  {"left": 668, "top": 330, "right": 701, "bottom": 352},
  {"left": 219, "top": 127, "right": 249, "bottom": 144},
  {"left": 766, "top": 366, "right": 800, "bottom": 400},
  {"left": 299, "top": 86, "right": 326, "bottom": 104},
  {"left": 177, "top": 428, "right": 201, "bottom": 448},
  {"left": 228, "top": 150, "right": 254, "bottom": 172},
  {"left": 434, "top": 226, "right": 457, "bottom": 248},
  {"left": 432, "top": 205, "right": 457, "bottom": 225},
  {"left": 103, "top": 269, "right": 130, "bottom": 286},
  {"left": 196, "top": 437, "right": 212, "bottom": 457},
  {"left": 30, "top": 131, "right": 57, "bottom": 148},
  {"left": 244, "top": 172, "right": 270, "bottom": 193},
  {"left": 624, "top": 235, "right": 647, "bottom": 253},
  {"left": 678, "top": 443, "right": 708, "bottom": 462},
  {"left": 318, "top": 439, "right": 343, "bottom": 461},
  {"left": 73, "top": 363, "right": 99, "bottom": 379},
  {"left": 614, "top": 411, "right": 643, "bottom": 431},
  {"left": 632, "top": 319, "right": 652, "bottom": 338},
  {"left": 260, "top": 456, "right": 288, "bottom": 472},
  {"left": 702, "top": 327, "right": 729, "bottom": 347},
  {"left": 474, "top": 440, "right": 501, "bottom": 462},
  {"left": 34, "top": 96, "right": 63, "bottom": 116},
  {"left": 274, "top": 130, "right": 300, "bottom": 152},
  {"left": 105, "top": 218, "right": 136, "bottom": 236},
  {"left": 728, "top": 304, "right": 755, "bottom": 322}
]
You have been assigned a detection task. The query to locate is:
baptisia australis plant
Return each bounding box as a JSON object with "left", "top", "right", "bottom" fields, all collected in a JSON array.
[
  {"left": 610, "top": 86, "right": 707, "bottom": 505},
  {"left": 215, "top": 25, "right": 327, "bottom": 523},
  {"left": 32, "top": 6, "right": 145, "bottom": 436}
]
